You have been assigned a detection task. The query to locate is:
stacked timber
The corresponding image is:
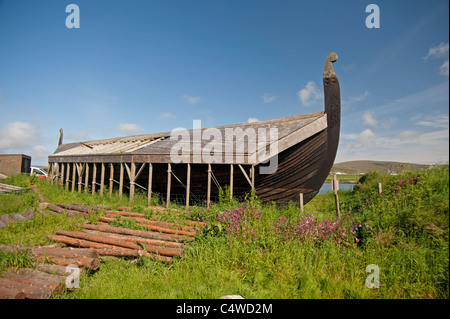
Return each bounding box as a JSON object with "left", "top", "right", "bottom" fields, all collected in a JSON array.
[
  {"left": 0, "top": 245, "right": 99, "bottom": 299},
  {"left": 0, "top": 245, "right": 100, "bottom": 270},
  {"left": 46, "top": 210, "right": 205, "bottom": 264}
]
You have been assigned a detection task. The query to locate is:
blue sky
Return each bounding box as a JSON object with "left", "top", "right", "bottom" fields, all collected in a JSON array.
[{"left": 0, "top": 0, "right": 448, "bottom": 166}]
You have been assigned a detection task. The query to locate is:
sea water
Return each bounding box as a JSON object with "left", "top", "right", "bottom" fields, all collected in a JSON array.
[{"left": 318, "top": 183, "right": 355, "bottom": 195}]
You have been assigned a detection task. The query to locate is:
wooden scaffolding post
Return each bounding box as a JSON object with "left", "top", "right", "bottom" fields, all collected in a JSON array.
[
  {"left": 147, "top": 163, "right": 153, "bottom": 206},
  {"left": 53, "top": 163, "right": 58, "bottom": 185},
  {"left": 230, "top": 164, "right": 234, "bottom": 200},
  {"left": 186, "top": 163, "right": 191, "bottom": 208},
  {"left": 60, "top": 163, "right": 65, "bottom": 187},
  {"left": 119, "top": 163, "right": 124, "bottom": 200},
  {"left": 100, "top": 162, "right": 105, "bottom": 197},
  {"left": 251, "top": 165, "right": 255, "bottom": 190},
  {"left": 166, "top": 163, "right": 172, "bottom": 208},
  {"left": 71, "top": 163, "right": 76, "bottom": 192},
  {"left": 109, "top": 163, "right": 114, "bottom": 198},
  {"left": 129, "top": 162, "right": 136, "bottom": 203},
  {"left": 207, "top": 164, "right": 211, "bottom": 209},
  {"left": 76, "top": 163, "right": 85, "bottom": 193},
  {"left": 65, "top": 163, "right": 70, "bottom": 191},
  {"left": 91, "top": 163, "right": 97, "bottom": 195},
  {"left": 84, "top": 163, "right": 90, "bottom": 194}
]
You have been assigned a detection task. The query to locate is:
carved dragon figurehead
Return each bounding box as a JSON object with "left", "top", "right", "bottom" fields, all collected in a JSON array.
[{"left": 58, "top": 128, "right": 63, "bottom": 146}]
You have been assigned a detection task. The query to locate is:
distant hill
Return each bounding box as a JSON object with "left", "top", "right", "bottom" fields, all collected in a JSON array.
[{"left": 331, "top": 160, "right": 432, "bottom": 175}]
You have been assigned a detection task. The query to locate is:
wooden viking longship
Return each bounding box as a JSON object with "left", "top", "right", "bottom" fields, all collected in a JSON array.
[{"left": 47, "top": 52, "right": 340, "bottom": 207}]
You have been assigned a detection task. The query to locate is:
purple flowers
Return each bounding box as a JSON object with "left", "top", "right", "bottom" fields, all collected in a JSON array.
[
  {"left": 214, "top": 205, "right": 353, "bottom": 249},
  {"left": 216, "top": 205, "right": 262, "bottom": 242},
  {"left": 271, "top": 214, "right": 351, "bottom": 248},
  {"left": 393, "top": 175, "right": 419, "bottom": 195}
]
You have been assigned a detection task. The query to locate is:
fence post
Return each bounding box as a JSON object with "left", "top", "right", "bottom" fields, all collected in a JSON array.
[
  {"left": 378, "top": 182, "right": 382, "bottom": 194},
  {"left": 299, "top": 192, "right": 304, "bottom": 213},
  {"left": 333, "top": 174, "right": 340, "bottom": 218}
]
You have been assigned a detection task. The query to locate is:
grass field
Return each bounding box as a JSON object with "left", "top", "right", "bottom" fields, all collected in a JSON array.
[{"left": 0, "top": 165, "right": 448, "bottom": 299}]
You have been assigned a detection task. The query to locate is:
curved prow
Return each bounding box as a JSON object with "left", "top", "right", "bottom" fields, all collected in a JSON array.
[
  {"left": 306, "top": 52, "right": 341, "bottom": 192},
  {"left": 322, "top": 51, "right": 341, "bottom": 177},
  {"left": 58, "top": 128, "right": 63, "bottom": 146},
  {"left": 323, "top": 52, "right": 340, "bottom": 132}
]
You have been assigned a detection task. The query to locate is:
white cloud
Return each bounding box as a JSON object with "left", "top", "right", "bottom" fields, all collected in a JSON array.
[
  {"left": 182, "top": 94, "right": 201, "bottom": 105},
  {"left": 336, "top": 127, "right": 449, "bottom": 164},
  {"left": 30, "top": 145, "right": 49, "bottom": 161},
  {"left": 399, "top": 130, "right": 421, "bottom": 140},
  {"left": 262, "top": 93, "right": 275, "bottom": 103},
  {"left": 440, "top": 60, "right": 449, "bottom": 76},
  {"left": 0, "top": 121, "right": 37, "bottom": 152},
  {"left": 362, "top": 110, "right": 378, "bottom": 127},
  {"left": 381, "top": 117, "right": 397, "bottom": 130},
  {"left": 116, "top": 123, "right": 145, "bottom": 135},
  {"left": 423, "top": 42, "right": 449, "bottom": 77},
  {"left": 412, "top": 113, "right": 449, "bottom": 129},
  {"left": 247, "top": 117, "right": 259, "bottom": 123},
  {"left": 357, "top": 129, "right": 378, "bottom": 149},
  {"left": 423, "top": 42, "right": 449, "bottom": 61},
  {"left": 158, "top": 112, "right": 175, "bottom": 119},
  {"left": 297, "top": 81, "right": 322, "bottom": 106}
]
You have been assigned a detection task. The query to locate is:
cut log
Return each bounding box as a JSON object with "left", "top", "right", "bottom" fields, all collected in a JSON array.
[
  {"left": 16, "top": 268, "right": 67, "bottom": 285},
  {"left": 94, "top": 205, "right": 112, "bottom": 210},
  {"left": 82, "top": 223, "right": 194, "bottom": 242},
  {"left": 83, "top": 230, "right": 185, "bottom": 257},
  {"left": 30, "top": 184, "right": 46, "bottom": 203},
  {"left": 46, "top": 203, "right": 80, "bottom": 218},
  {"left": 85, "top": 230, "right": 185, "bottom": 249},
  {"left": 55, "top": 230, "right": 144, "bottom": 250},
  {"left": 57, "top": 203, "right": 92, "bottom": 214},
  {"left": 105, "top": 210, "right": 146, "bottom": 218},
  {"left": 0, "top": 277, "right": 52, "bottom": 299},
  {"left": 0, "top": 245, "right": 99, "bottom": 269},
  {"left": 46, "top": 234, "right": 131, "bottom": 251},
  {"left": 99, "top": 216, "right": 196, "bottom": 237},
  {"left": 36, "top": 263, "right": 83, "bottom": 276},
  {"left": 36, "top": 255, "right": 99, "bottom": 270},
  {"left": 2, "top": 271, "right": 65, "bottom": 295},
  {"left": 0, "top": 286, "right": 25, "bottom": 299},
  {"left": 0, "top": 245, "right": 99, "bottom": 260},
  {"left": 133, "top": 217, "right": 199, "bottom": 232},
  {"left": 55, "top": 230, "right": 184, "bottom": 257},
  {"left": 105, "top": 213, "right": 199, "bottom": 232},
  {"left": 117, "top": 206, "right": 133, "bottom": 211}
]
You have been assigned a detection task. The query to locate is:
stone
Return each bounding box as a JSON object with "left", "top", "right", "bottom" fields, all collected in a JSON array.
[
  {"left": 220, "top": 295, "right": 245, "bottom": 299},
  {"left": 10, "top": 214, "right": 26, "bottom": 222}
]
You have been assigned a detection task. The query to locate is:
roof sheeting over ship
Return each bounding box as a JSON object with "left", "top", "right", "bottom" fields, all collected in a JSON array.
[{"left": 49, "top": 111, "right": 327, "bottom": 165}]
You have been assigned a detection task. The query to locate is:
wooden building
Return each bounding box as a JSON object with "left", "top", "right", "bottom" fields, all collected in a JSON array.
[
  {"left": 47, "top": 52, "right": 341, "bottom": 207},
  {"left": 0, "top": 154, "right": 31, "bottom": 177}
]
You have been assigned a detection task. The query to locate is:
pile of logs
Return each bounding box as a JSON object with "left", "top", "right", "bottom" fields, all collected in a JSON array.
[
  {"left": 0, "top": 245, "right": 100, "bottom": 299},
  {"left": 46, "top": 209, "right": 207, "bottom": 264}
]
